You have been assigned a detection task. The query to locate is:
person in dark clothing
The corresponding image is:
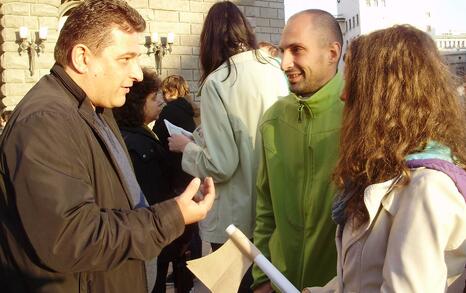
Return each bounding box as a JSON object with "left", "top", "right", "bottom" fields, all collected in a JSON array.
[
  {"left": 0, "top": 1, "right": 215, "bottom": 292},
  {"left": 153, "top": 75, "right": 197, "bottom": 193},
  {"left": 113, "top": 68, "right": 170, "bottom": 204},
  {"left": 0, "top": 110, "right": 12, "bottom": 135},
  {"left": 153, "top": 75, "right": 203, "bottom": 271},
  {"left": 114, "top": 69, "right": 196, "bottom": 293}
]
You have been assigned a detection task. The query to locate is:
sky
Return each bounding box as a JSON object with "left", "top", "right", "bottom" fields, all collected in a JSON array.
[{"left": 284, "top": 0, "right": 466, "bottom": 34}]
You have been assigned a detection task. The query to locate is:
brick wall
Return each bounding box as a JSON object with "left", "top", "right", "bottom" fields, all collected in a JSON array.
[
  {"left": 0, "top": 0, "right": 60, "bottom": 109},
  {"left": 0, "top": 0, "right": 284, "bottom": 110}
]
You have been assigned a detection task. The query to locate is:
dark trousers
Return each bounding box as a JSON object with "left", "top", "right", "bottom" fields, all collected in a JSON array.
[
  {"left": 190, "top": 232, "right": 202, "bottom": 259},
  {"left": 210, "top": 242, "right": 253, "bottom": 293},
  {"left": 152, "top": 253, "right": 193, "bottom": 293}
]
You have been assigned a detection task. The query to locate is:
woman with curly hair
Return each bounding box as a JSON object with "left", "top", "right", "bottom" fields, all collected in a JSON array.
[
  {"left": 306, "top": 25, "right": 466, "bottom": 292},
  {"left": 113, "top": 68, "right": 169, "bottom": 204},
  {"left": 113, "top": 68, "right": 196, "bottom": 293}
]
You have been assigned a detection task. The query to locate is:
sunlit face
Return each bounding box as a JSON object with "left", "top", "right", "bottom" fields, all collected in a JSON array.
[
  {"left": 279, "top": 14, "right": 336, "bottom": 97},
  {"left": 143, "top": 92, "right": 165, "bottom": 124},
  {"left": 86, "top": 28, "right": 143, "bottom": 108}
]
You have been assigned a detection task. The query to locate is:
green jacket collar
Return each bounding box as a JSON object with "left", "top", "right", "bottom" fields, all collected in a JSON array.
[{"left": 295, "top": 72, "right": 344, "bottom": 115}]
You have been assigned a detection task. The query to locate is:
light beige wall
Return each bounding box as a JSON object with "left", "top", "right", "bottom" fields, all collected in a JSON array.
[
  {"left": 0, "top": 0, "right": 60, "bottom": 109},
  {"left": 0, "top": 0, "right": 285, "bottom": 109}
]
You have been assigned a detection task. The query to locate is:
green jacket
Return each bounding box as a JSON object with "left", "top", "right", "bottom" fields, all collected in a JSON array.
[{"left": 253, "top": 73, "right": 344, "bottom": 290}]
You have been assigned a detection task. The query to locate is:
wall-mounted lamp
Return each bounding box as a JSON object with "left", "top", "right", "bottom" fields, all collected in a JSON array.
[
  {"left": 148, "top": 32, "right": 174, "bottom": 75},
  {"left": 18, "top": 26, "right": 48, "bottom": 75},
  {"left": 37, "top": 27, "right": 48, "bottom": 55},
  {"left": 18, "top": 26, "right": 48, "bottom": 56},
  {"left": 18, "top": 27, "right": 30, "bottom": 55}
]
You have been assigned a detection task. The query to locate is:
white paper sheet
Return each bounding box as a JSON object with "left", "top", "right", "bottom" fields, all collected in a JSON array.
[
  {"left": 164, "top": 119, "right": 193, "bottom": 139},
  {"left": 187, "top": 225, "right": 300, "bottom": 293}
]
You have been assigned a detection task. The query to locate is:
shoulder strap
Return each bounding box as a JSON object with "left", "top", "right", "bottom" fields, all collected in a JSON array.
[{"left": 406, "top": 158, "right": 466, "bottom": 202}]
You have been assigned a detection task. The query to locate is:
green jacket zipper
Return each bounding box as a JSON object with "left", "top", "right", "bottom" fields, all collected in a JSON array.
[{"left": 297, "top": 102, "right": 304, "bottom": 123}]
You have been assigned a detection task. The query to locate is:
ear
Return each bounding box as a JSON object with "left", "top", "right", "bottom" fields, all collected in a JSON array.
[
  {"left": 69, "top": 44, "right": 92, "bottom": 74},
  {"left": 328, "top": 41, "right": 342, "bottom": 65}
]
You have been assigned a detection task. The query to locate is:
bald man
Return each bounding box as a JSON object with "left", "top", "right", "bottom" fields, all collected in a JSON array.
[{"left": 252, "top": 10, "right": 343, "bottom": 292}]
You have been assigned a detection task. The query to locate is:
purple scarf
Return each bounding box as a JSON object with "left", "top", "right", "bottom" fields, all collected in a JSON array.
[{"left": 406, "top": 158, "right": 466, "bottom": 202}]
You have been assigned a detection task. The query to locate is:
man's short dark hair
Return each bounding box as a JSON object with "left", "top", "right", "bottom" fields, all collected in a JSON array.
[{"left": 54, "top": 0, "right": 145, "bottom": 67}]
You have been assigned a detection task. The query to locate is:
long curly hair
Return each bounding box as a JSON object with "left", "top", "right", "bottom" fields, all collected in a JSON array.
[{"left": 334, "top": 25, "right": 466, "bottom": 227}]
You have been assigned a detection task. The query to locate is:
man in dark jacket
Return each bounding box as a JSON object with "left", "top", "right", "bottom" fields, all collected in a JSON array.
[{"left": 0, "top": 1, "right": 215, "bottom": 293}]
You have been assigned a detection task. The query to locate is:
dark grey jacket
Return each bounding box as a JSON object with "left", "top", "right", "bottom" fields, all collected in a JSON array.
[{"left": 0, "top": 64, "right": 184, "bottom": 293}]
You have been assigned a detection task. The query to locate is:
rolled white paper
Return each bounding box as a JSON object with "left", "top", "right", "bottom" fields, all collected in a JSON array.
[
  {"left": 254, "top": 254, "right": 300, "bottom": 293},
  {"left": 226, "top": 224, "right": 300, "bottom": 293}
]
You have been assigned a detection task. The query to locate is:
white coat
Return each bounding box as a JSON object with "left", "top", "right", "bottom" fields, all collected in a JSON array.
[
  {"left": 182, "top": 50, "right": 289, "bottom": 243},
  {"left": 309, "top": 168, "right": 466, "bottom": 293}
]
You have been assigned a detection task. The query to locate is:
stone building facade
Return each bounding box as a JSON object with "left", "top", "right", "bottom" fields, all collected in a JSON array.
[
  {"left": 0, "top": 0, "right": 285, "bottom": 110},
  {"left": 436, "top": 34, "right": 466, "bottom": 51},
  {"left": 441, "top": 51, "right": 466, "bottom": 78}
]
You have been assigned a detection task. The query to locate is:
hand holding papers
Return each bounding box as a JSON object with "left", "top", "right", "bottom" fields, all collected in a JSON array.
[
  {"left": 164, "top": 119, "right": 193, "bottom": 139},
  {"left": 187, "top": 225, "right": 300, "bottom": 293},
  {"left": 166, "top": 119, "right": 194, "bottom": 153}
]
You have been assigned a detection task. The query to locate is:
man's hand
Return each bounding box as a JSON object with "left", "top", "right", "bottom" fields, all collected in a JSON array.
[
  {"left": 254, "top": 281, "right": 274, "bottom": 293},
  {"left": 175, "top": 177, "right": 215, "bottom": 224},
  {"left": 168, "top": 134, "right": 192, "bottom": 152}
]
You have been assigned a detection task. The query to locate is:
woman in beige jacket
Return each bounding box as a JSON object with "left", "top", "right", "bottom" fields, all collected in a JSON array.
[
  {"left": 168, "top": 2, "right": 288, "bottom": 292},
  {"left": 307, "top": 25, "right": 466, "bottom": 293}
]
